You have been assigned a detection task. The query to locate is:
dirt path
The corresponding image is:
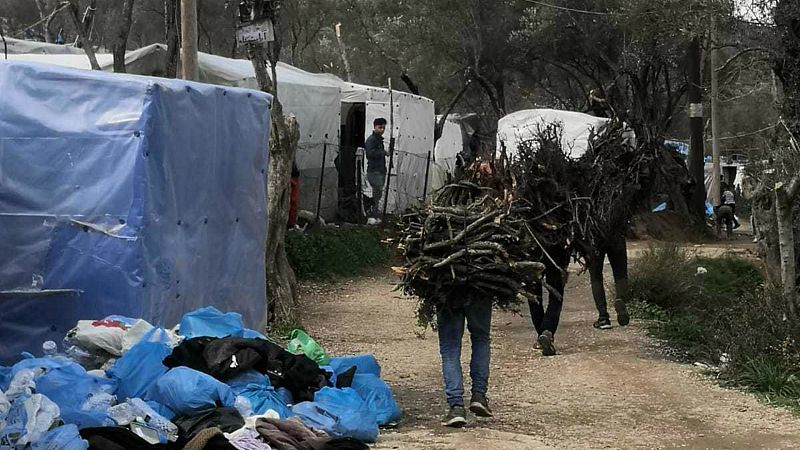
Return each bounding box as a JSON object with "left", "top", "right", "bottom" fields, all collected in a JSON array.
[{"left": 300, "top": 246, "right": 800, "bottom": 449}]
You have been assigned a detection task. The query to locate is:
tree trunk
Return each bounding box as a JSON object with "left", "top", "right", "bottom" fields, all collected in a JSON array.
[
  {"left": 246, "top": 1, "right": 300, "bottom": 327},
  {"left": 334, "top": 23, "right": 353, "bottom": 82},
  {"left": 112, "top": 0, "right": 136, "bottom": 73},
  {"left": 33, "top": 0, "right": 50, "bottom": 42},
  {"left": 165, "top": 0, "right": 179, "bottom": 78},
  {"left": 67, "top": 0, "right": 100, "bottom": 70},
  {"left": 775, "top": 178, "right": 800, "bottom": 316},
  {"left": 434, "top": 79, "right": 473, "bottom": 143}
]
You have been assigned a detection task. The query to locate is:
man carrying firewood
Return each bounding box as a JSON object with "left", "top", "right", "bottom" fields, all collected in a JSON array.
[
  {"left": 438, "top": 287, "right": 494, "bottom": 427},
  {"left": 589, "top": 231, "right": 631, "bottom": 330},
  {"left": 528, "top": 245, "right": 570, "bottom": 356}
]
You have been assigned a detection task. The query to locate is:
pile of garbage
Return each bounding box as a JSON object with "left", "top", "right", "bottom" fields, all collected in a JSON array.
[{"left": 0, "top": 307, "right": 399, "bottom": 449}]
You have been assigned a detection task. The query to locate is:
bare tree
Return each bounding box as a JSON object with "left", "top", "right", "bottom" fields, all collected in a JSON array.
[
  {"left": 67, "top": 0, "right": 100, "bottom": 70},
  {"left": 245, "top": 0, "right": 300, "bottom": 326},
  {"left": 165, "top": 0, "right": 179, "bottom": 77},
  {"left": 110, "top": 0, "right": 136, "bottom": 73}
]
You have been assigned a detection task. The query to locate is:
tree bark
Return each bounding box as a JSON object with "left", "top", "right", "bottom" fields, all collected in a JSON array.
[
  {"left": 247, "top": 0, "right": 300, "bottom": 327},
  {"left": 334, "top": 23, "right": 353, "bottom": 82},
  {"left": 67, "top": 0, "right": 100, "bottom": 70},
  {"left": 775, "top": 177, "right": 800, "bottom": 316},
  {"left": 165, "top": 0, "right": 179, "bottom": 78},
  {"left": 112, "top": 0, "right": 136, "bottom": 73}
]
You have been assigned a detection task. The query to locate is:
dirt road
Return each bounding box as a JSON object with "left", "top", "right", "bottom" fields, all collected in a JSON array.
[{"left": 301, "top": 245, "right": 800, "bottom": 449}]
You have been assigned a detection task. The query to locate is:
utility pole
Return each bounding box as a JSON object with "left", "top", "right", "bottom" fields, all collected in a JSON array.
[
  {"left": 687, "top": 36, "right": 706, "bottom": 220},
  {"left": 710, "top": 24, "right": 722, "bottom": 208},
  {"left": 180, "top": 0, "right": 198, "bottom": 81}
]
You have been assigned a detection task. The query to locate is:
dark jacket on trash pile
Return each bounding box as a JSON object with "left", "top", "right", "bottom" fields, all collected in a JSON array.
[
  {"left": 255, "top": 417, "right": 369, "bottom": 450},
  {"left": 174, "top": 408, "right": 245, "bottom": 443},
  {"left": 163, "top": 337, "right": 327, "bottom": 402}
]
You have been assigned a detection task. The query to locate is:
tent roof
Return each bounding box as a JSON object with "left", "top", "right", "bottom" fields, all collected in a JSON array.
[
  {"left": 497, "top": 108, "right": 610, "bottom": 159},
  {"left": 3, "top": 37, "right": 85, "bottom": 55}
]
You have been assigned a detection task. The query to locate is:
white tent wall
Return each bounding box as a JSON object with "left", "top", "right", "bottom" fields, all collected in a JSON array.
[
  {"left": 7, "top": 45, "right": 343, "bottom": 220},
  {"left": 430, "top": 117, "right": 463, "bottom": 193},
  {"left": 497, "top": 109, "right": 610, "bottom": 159},
  {"left": 341, "top": 82, "right": 436, "bottom": 213}
]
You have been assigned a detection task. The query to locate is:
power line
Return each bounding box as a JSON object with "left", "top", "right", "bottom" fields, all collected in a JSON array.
[{"left": 524, "top": 0, "right": 612, "bottom": 16}]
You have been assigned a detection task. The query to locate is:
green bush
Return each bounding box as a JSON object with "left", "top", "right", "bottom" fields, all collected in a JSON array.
[
  {"left": 286, "top": 227, "right": 390, "bottom": 280},
  {"left": 629, "top": 243, "right": 800, "bottom": 412}
]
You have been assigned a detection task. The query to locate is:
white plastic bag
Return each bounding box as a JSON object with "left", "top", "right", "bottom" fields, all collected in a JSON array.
[
  {"left": 0, "top": 394, "right": 61, "bottom": 447},
  {"left": 67, "top": 320, "right": 130, "bottom": 356}
]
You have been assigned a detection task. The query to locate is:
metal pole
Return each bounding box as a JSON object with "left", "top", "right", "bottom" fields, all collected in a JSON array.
[
  {"left": 687, "top": 36, "right": 706, "bottom": 220},
  {"left": 710, "top": 24, "right": 722, "bottom": 209},
  {"left": 356, "top": 147, "right": 365, "bottom": 223},
  {"left": 315, "top": 141, "right": 328, "bottom": 222},
  {"left": 422, "top": 149, "right": 432, "bottom": 202},
  {"left": 382, "top": 78, "right": 396, "bottom": 221},
  {"left": 180, "top": 0, "right": 198, "bottom": 80}
]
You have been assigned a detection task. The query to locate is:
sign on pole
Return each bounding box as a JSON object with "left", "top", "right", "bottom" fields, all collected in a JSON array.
[{"left": 236, "top": 18, "right": 275, "bottom": 45}]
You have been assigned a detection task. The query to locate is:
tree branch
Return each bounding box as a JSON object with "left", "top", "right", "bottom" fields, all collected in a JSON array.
[
  {"left": 715, "top": 47, "right": 770, "bottom": 73},
  {"left": 435, "top": 79, "right": 474, "bottom": 143}
]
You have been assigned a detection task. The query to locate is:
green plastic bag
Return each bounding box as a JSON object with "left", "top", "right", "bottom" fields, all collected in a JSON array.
[{"left": 287, "top": 329, "right": 330, "bottom": 365}]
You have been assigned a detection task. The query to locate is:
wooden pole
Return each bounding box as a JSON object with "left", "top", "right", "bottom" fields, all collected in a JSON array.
[
  {"left": 687, "top": 36, "right": 706, "bottom": 220},
  {"left": 180, "top": 0, "right": 198, "bottom": 80},
  {"left": 710, "top": 24, "right": 722, "bottom": 209},
  {"left": 382, "top": 78, "right": 396, "bottom": 221},
  {"left": 316, "top": 141, "right": 328, "bottom": 222}
]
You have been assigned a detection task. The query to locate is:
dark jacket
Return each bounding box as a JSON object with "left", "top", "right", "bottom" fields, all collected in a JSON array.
[{"left": 365, "top": 132, "right": 386, "bottom": 174}]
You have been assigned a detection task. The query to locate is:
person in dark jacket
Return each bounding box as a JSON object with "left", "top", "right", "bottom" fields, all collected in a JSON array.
[{"left": 365, "top": 118, "right": 388, "bottom": 217}]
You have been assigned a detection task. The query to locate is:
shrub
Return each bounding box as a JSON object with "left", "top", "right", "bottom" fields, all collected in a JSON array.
[
  {"left": 286, "top": 227, "right": 390, "bottom": 280},
  {"left": 628, "top": 243, "right": 701, "bottom": 309}
]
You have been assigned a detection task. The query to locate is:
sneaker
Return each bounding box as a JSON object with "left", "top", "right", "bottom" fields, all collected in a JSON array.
[
  {"left": 538, "top": 330, "right": 557, "bottom": 356},
  {"left": 614, "top": 299, "right": 630, "bottom": 326},
  {"left": 469, "top": 393, "right": 493, "bottom": 417},
  {"left": 593, "top": 318, "right": 613, "bottom": 329},
  {"left": 444, "top": 405, "right": 467, "bottom": 427}
]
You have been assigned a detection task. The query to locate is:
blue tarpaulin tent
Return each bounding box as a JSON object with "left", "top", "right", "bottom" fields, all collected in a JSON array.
[{"left": 0, "top": 61, "right": 272, "bottom": 364}]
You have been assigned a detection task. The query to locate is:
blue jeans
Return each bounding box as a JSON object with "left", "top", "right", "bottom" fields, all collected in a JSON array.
[{"left": 437, "top": 299, "right": 492, "bottom": 407}]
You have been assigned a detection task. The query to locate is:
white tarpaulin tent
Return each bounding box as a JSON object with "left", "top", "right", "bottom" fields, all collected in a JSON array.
[
  {"left": 8, "top": 43, "right": 438, "bottom": 215},
  {"left": 497, "top": 109, "right": 610, "bottom": 159},
  {"left": 336, "top": 81, "right": 436, "bottom": 213},
  {"left": 7, "top": 45, "right": 343, "bottom": 218},
  {"left": 3, "top": 36, "right": 85, "bottom": 55}
]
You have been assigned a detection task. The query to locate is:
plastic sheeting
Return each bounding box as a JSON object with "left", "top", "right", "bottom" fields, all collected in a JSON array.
[
  {"left": 3, "top": 37, "right": 85, "bottom": 55},
  {"left": 497, "top": 109, "right": 610, "bottom": 159},
  {"left": 0, "top": 61, "right": 271, "bottom": 364},
  {"left": 7, "top": 45, "right": 342, "bottom": 219}
]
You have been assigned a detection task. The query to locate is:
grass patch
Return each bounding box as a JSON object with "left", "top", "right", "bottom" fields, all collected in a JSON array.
[
  {"left": 628, "top": 243, "right": 800, "bottom": 413},
  {"left": 286, "top": 227, "right": 390, "bottom": 280}
]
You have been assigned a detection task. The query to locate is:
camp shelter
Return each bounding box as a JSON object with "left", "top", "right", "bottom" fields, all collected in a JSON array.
[
  {"left": 335, "top": 81, "right": 436, "bottom": 214},
  {"left": 7, "top": 45, "right": 343, "bottom": 219},
  {"left": 0, "top": 60, "right": 271, "bottom": 364},
  {"left": 497, "top": 109, "right": 611, "bottom": 159}
]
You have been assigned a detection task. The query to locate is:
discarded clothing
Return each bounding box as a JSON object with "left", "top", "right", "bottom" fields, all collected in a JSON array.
[
  {"left": 164, "top": 337, "right": 326, "bottom": 402},
  {"left": 174, "top": 408, "right": 244, "bottom": 443},
  {"left": 183, "top": 427, "right": 238, "bottom": 450},
  {"left": 255, "top": 417, "right": 368, "bottom": 450},
  {"left": 80, "top": 426, "right": 160, "bottom": 450}
]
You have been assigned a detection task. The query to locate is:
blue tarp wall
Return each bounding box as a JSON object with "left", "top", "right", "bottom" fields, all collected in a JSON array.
[{"left": 0, "top": 61, "right": 271, "bottom": 364}]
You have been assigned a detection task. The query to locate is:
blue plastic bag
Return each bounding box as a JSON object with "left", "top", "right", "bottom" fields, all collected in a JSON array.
[
  {"left": 31, "top": 424, "right": 88, "bottom": 450},
  {"left": 227, "top": 370, "right": 290, "bottom": 418},
  {"left": 108, "top": 328, "right": 172, "bottom": 401},
  {"left": 241, "top": 328, "right": 267, "bottom": 340},
  {"left": 146, "top": 400, "right": 176, "bottom": 421},
  {"left": 350, "top": 374, "right": 401, "bottom": 425},
  {"left": 328, "top": 355, "right": 381, "bottom": 377},
  {"left": 227, "top": 370, "right": 271, "bottom": 392},
  {"left": 275, "top": 387, "right": 293, "bottom": 406},
  {"left": 36, "top": 364, "right": 116, "bottom": 429},
  {"left": 178, "top": 307, "right": 244, "bottom": 339},
  {"left": 294, "top": 387, "right": 378, "bottom": 443},
  {"left": 148, "top": 367, "right": 235, "bottom": 416}
]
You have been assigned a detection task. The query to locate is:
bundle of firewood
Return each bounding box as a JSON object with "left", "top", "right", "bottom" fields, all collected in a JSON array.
[
  {"left": 395, "top": 182, "right": 545, "bottom": 327},
  {"left": 396, "top": 118, "right": 655, "bottom": 326}
]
